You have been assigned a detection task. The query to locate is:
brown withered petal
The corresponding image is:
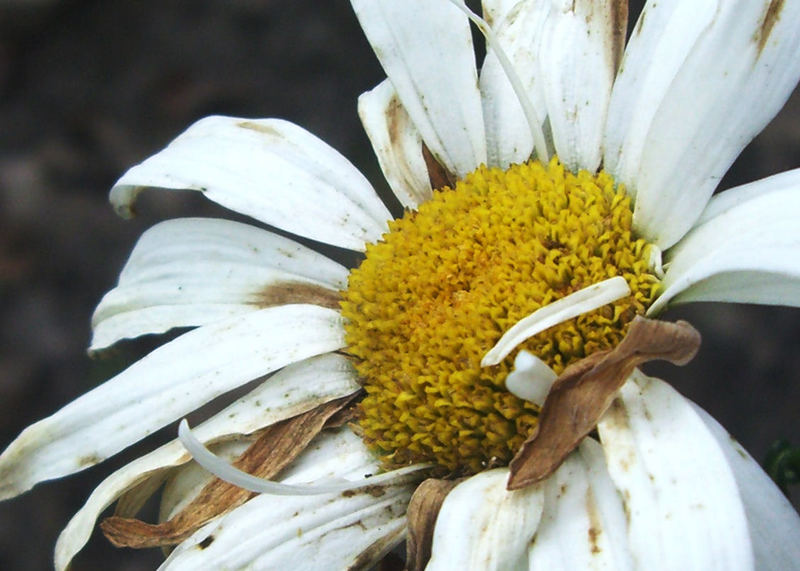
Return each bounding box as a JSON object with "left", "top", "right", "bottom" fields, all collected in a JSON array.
[
  {"left": 101, "top": 395, "right": 355, "bottom": 548},
  {"left": 507, "top": 316, "right": 701, "bottom": 490},
  {"left": 405, "top": 478, "right": 459, "bottom": 571}
]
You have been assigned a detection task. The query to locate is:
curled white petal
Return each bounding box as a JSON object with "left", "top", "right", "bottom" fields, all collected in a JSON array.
[
  {"left": 178, "top": 420, "right": 431, "bottom": 496},
  {"left": 481, "top": 276, "right": 630, "bottom": 366}
]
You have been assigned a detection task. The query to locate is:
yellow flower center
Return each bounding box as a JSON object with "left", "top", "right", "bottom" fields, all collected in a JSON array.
[{"left": 340, "top": 158, "right": 661, "bottom": 474}]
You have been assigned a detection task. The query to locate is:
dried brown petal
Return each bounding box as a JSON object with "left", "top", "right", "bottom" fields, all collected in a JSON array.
[
  {"left": 101, "top": 395, "right": 354, "bottom": 548},
  {"left": 405, "top": 478, "right": 459, "bottom": 571},
  {"left": 507, "top": 317, "right": 701, "bottom": 490},
  {"left": 421, "top": 143, "right": 456, "bottom": 190}
]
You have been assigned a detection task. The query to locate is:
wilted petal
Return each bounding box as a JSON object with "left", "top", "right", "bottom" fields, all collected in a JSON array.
[
  {"left": 54, "top": 353, "right": 360, "bottom": 570},
  {"left": 352, "top": 0, "right": 487, "bottom": 178},
  {"left": 427, "top": 469, "right": 544, "bottom": 571},
  {"left": 358, "top": 80, "right": 432, "bottom": 209},
  {"left": 110, "top": 116, "right": 391, "bottom": 250},
  {"left": 0, "top": 305, "right": 345, "bottom": 500},
  {"left": 91, "top": 217, "right": 348, "bottom": 350},
  {"left": 649, "top": 169, "right": 800, "bottom": 313},
  {"left": 597, "top": 371, "right": 753, "bottom": 569}
]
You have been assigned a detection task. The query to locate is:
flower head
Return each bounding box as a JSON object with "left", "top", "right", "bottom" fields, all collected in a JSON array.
[{"left": 2, "top": 0, "right": 800, "bottom": 569}]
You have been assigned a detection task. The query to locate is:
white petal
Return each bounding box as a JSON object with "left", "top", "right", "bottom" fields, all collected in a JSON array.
[
  {"left": 649, "top": 169, "right": 800, "bottom": 313},
  {"left": 606, "top": 0, "right": 800, "bottom": 248},
  {"left": 528, "top": 439, "right": 634, "bottom": 570},
  {"left": 110, "top": 116, "right": 391, "bottom": 250},
  {"left": 691, "top": 404, "right": 800, "bottom": 568},
  {"left": 479, "top": 0, "right": 550, "bottom": 167},
  {"left": 482, "top": 276, "right": 630, "bottom": 366},
  {"left": 91, "top": 217, "right": 348, "bottom": 350},
  {"left": 538, "top": 0, "right": 622, "bottom": 173},
  {"left": 504, "top": 350, "right": 556, "bottom": 406},
  {"left": 597, "top": 370, "right": 753, "bottom": 570},
  {"left": 161, "top": 437, "right": 415, "bottom": 571},
  {"left": 358, "top": 80, "right": 433, "bottom": 209},
  {"left": 427, "top": 468, "right": 544, "bottom": 571},
  {"left": 0, "top": 305, "right": 345, "bottom": 500},
  {"left": 54, "top": 352, "right": 360, "bottom": 570},
  {"left": 352, "top": 0, "right": 487, "bottom": 178}
]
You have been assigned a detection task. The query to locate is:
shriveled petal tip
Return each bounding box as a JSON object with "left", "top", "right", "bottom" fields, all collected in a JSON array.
[
  {"left": 90, "top": 217, "right": 348, "bottom": 351},
  {"left": 426, "top": 469, "right": 544, "bottom": 571},
  {"left": 110, "top": 116, "right": 390, "bottom": 250},
  {"left": 352, "top": 0, "right": 487, "bottom": 178},
  {"left": 0, "top": 305, "right": 345, "bottom": 501},
  {"left": 598, "top": 372, "right": 754, "bottom": 569},
  {"left": 508, "top": 317, "right": 700, "bottom": 489}
]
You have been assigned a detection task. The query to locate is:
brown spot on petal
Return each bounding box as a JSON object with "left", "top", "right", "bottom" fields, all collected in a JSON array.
[
  {"left": 406, "top": 478, "right": 459, "bottom": 571},
  {"left": 756, "top": 0, "right": 785, "bottom": 55},
  {"left": 421, "top": 143, "right": 455, "bottom": 190},
  {"left": 100, "top": 395, "right": 354, "bottom": 548},
  {"left": 507, "top": 317, "right": 700, "bottom": 490},
  {"left": 254, "top": 282, "right": 341, "bottom": 310},
  {"left": 609, "top": 0, "right": 629, "bottom": 72},
  {"left": 237, "top": 120, "right": 281, "bottom": 137}
]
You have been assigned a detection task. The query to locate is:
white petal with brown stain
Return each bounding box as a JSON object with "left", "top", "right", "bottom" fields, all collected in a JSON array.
[
  {"left": 110, "top": 116, "right": 391, "bottom": 250},
  {"left": 426, "top": 468, "right": 544, "bottom": 571},
  {"left": 649, "top": 168, "right": 800, "bottom": 313},
  {"left": 597, "top": 371, "right": 753, "bottom": 569},
  {"left": 160, "top": 431, "right": 416, "bottom": 571},
  {"left": 352, "top": 0, "right": 487, "bottom": 178},
  {"left": 528, "top": 438, "right": 633, "bottom": 570},
  {"left": 538, "top": 0, "right": 624, "bottom": 173},
  {"left": 91, "top": 217, "right": 348, "bottom": 351},
  {"left": 358, "top": 79, "right": 433, "bottom": 209},
  {"left": 54, "top": 353, "right": 360, "bottom": 570},
  {"left": 0, "top": 305, "right": 346, "bottom": 501},
  {"left": 690, "top": 403, "right": 800, "bottom": 568},
  {"left": 605, "top": 0, "right": 800, "bottom": 249}
]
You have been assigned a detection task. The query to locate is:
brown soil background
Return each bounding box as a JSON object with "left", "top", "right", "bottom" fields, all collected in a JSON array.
[{"left": 1, "top": 1, "right": 798, "bottom": 569}]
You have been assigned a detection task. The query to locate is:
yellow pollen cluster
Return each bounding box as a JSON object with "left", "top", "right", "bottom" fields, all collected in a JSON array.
[{"left": 340, "top": 158, "right": 661, "bottom": 474}]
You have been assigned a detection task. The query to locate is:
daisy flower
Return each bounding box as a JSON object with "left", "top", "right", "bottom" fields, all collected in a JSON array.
[{"left": 2, "top": 0, "right": 800, "bottom": 569}]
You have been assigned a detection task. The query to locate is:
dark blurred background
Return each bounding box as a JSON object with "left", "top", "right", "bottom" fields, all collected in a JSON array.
[{"left": 0, "top": 1, "right": 798, "bottom": 569}]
